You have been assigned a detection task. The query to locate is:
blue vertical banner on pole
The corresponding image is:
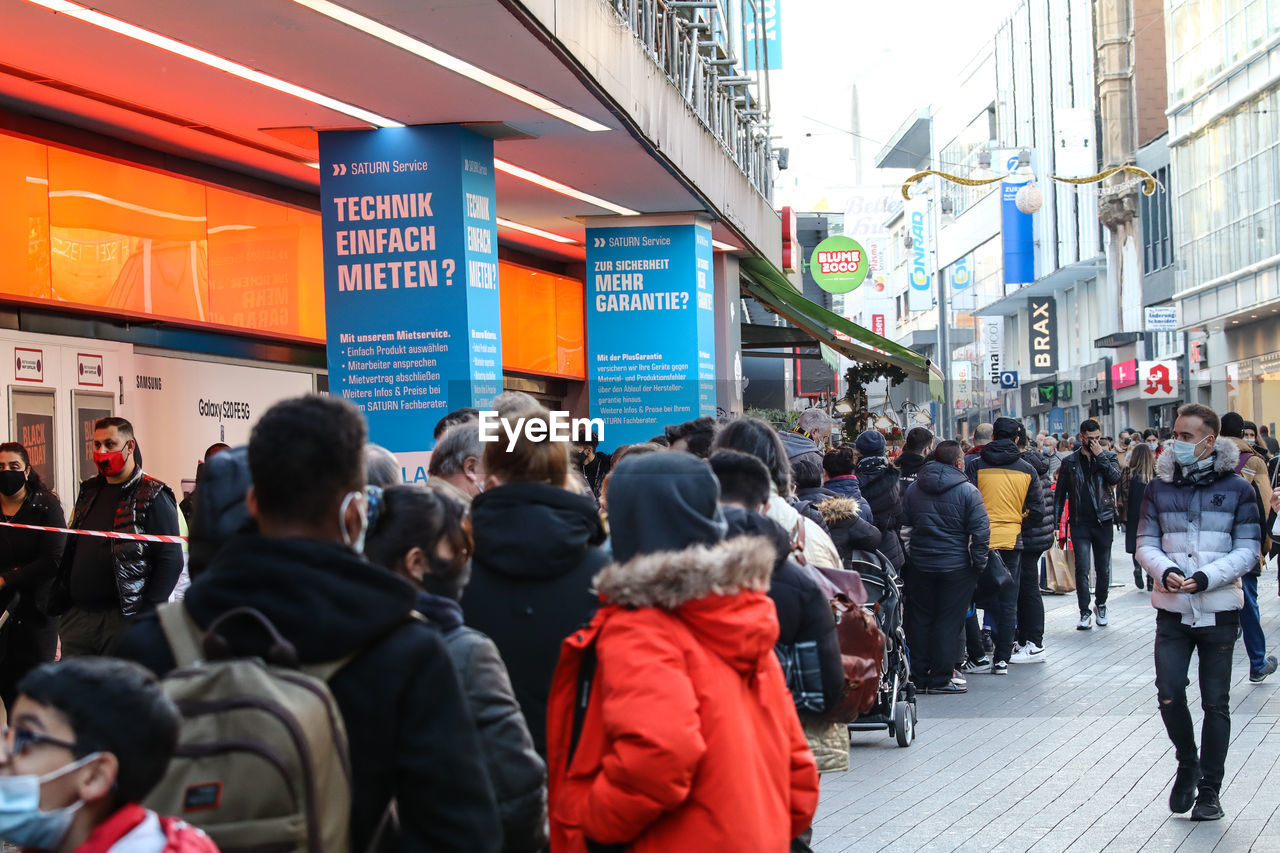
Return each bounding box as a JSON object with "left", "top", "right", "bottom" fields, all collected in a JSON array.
[
  {"left": 1001, "top": 181, "right": 1035, "bottom": 287},
  {"left": 743, "top": 0, "right": 782, "bottom": 70},
  {"left": 586, "top": 219, "right": 716, "bottom": 449},
  {"left": 319, "top": 126, "right": 501, "bottom": 455}
]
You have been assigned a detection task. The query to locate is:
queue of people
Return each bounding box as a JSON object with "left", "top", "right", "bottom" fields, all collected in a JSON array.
[{"left": 0, "top": 395, "right": 1269, "bottom": 851}]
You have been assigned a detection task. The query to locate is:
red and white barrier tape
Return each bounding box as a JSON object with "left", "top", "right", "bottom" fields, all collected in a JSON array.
[{"left": 0, "top": 521, "right": 186, "bottom": 544}]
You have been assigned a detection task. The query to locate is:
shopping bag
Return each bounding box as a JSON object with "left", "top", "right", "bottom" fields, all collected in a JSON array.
[{"left": 1047, "top": 545, "right": 1076, "bottom": 593}]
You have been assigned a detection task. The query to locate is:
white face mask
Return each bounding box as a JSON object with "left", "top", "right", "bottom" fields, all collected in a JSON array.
[
  {"left": 339, "top": 490, "right": 369, "bottom": 555},
  {"left": 0, "top": 752, "right": 100, "bottom": 849}
]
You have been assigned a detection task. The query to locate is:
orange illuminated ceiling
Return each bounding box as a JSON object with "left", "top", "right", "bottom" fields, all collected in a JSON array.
[{"left": 0, "top": 0, "right": 752, "bottom": 263}]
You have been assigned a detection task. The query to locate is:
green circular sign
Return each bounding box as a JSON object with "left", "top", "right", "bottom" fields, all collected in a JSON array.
[{"left": 810, "top": 235, "right": 870, "bottom": 293}]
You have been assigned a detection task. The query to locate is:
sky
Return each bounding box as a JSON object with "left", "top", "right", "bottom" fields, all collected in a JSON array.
[{"left": 769, "top": 0, "right": 1022, "bottom": 211}]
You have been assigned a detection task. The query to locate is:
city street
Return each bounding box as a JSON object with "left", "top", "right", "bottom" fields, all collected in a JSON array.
[{"left": 814, "top": 543, "right": 1280, "bottom": 853}]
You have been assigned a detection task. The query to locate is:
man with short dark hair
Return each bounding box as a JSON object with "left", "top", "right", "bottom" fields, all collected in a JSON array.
[
  {"left": 571, "top": 430, "right": 610, "bottom": 498},
  {"left": 1138, "top": 403, "right": 1260, "bottom": 822},
  {"left": 116, "top": 394, "right": 501, "bottom": 851},
  {"left": 433, "top": 407, "right": 479, "bottom": 442},
  {"left": 897, "top": 427, "right": 934, "bottom": 499},
  {"left": 0, "top": 656, "right": 217, "bottom": 852},
  {"left": 1055, "top": 417, "right": 1123, "bottom": 630},
  {"left": 51, "top": 417, "right": 182, "bottom": 656},
  {"left": 665, "top": 416, "right": 718, "bottom": 458}
]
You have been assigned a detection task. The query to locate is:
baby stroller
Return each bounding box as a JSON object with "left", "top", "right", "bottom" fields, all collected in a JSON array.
[{"left": 844, "top": 549, "right": 916, "bottom": 747}]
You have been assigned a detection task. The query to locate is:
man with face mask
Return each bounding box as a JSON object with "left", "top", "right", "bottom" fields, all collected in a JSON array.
[
  {"left": 1137, "top": 404, "right": 1261, "bottom": 822},
  {"left": 115, "top": 394, "right": 502, "bottom": 852},
  {"left": 570, "top": 430, "right": 609, "bottom": 499},
  {"left": 429, "top": 421, "right": 486, "bottom": 502},
  {"left": 0, "top": 657, "right": 217, "bottom": 852},
  {"left": 49, "top": 418, "right": 181, "bottom": 657}
]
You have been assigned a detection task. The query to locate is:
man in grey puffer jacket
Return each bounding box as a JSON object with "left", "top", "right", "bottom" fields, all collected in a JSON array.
[{"left": 1137, "top": 404, "right": 1261, "bottom": 824}]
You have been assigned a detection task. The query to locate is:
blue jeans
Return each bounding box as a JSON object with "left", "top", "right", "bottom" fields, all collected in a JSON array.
[
  {"left": 1072, "top": 522, "right": 1113, "bottom": 614},
  {"left": 1241, "top": 573, "right": 1268, "bottom": 674}
]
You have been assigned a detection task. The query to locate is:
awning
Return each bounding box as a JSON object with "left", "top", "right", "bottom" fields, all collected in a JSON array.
[{"left": 740, "top": 257, "right": 943, "bottom": 395}]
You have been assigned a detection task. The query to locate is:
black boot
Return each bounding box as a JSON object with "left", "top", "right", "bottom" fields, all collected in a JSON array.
[
  {"left": 1191, "top": 787, "right": 1223, "bottom": 821},
  {"left": 1134, "top": 566, "right": 1144, "bottom": 589},
  {"left": 1169, "top": 763, "right": 1200, "bottom": 814}
]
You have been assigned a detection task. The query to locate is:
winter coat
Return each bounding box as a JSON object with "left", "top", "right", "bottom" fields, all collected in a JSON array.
[
  {"left": 1117, "top": 467, "right": 1152, "bottom": 555},
  {"left": 0, "top": 487, "right": 65, "bottom": 627},
  {"left": 113, "top": 535, "right": 502, "bottom": 853},
  {"left": 1019, "top": 448, "right": 1056, "bottom": 554},
  {"left": 723, "top": 506, "right": 843, "bottom": 714},
  {"left": 896, "top": 452, "right": 927, "bottom": 500},
  {"left": 466, "top": 481, "right": 609, "bottom": 756},
  {"left": 813, "top": 497, "right": 883, "bottom": 566},
  {"left": 416, "top": 592, "right": 548, "bottom": 853},
  {"left": 964, "top": 439, "right": 1044, "bottom": 552},
  {"left": 902, "top": 461, "right": 990, "bottom": 574},
  {"left": 1054, "top": 449, "right": 1122, "bottom": 527},
  {"left": 766, "top": 493, "right": 842, "bottom": 570},
  {"left": 68, "top": 803, "right": 219, "bottom": 853},
  {"left": 1227, "top": 436, "right": 1273, "bottom": 572},
  {"left": 853, "top": 457, "right": 905, "bottom": 570},
  {"left": 545, "top": 537, "right": 819, "bottom": 853},
  {"left": 52, "top": 468, "right": 182, "bottom": 616},
  {"left": 820, "top": 474, "right": 873, "bottom": 521},
  {"left": 1136, "top": 438, "right": 1262, "bottom": 627}
]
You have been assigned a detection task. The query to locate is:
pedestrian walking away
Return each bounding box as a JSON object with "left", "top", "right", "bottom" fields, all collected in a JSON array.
[
  {"left": 1012, "top": 427, "right": 1052, "bottom": 663},
  {"left": 1136, "top": 403, "right": 1261, "bottom": 823},
  {"left": 1054, "top": 418, "right": 1122, "bottom": 630},
  {"left": 1118, "top": 443, "right": 1157, "bottom": 592},
  {"left": 964, "top": 417, "right": 1044, "bottom": 674}
]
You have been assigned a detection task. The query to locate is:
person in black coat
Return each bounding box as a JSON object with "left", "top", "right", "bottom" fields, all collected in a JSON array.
[
  {"left": 466, "top": 401, "right": 608, "bottom": 757},
  {"left": 366, "top": 484, "right": 548, "bottom": 853},
  {"left": 1012, "top": 429, "right": 1054, "bottom": 660},
  {"left": 901, "top": 441, "right": 990, "bottom": 693},
  {"left": 114, "top": 395, "right": 501, "bottom": 853},
  {"left": 791, "top": 458, "right": 880, "bottom": 564},
  {"left": 0, "top": 442, "right": 66, "bottom": 708},
  {"left": 852, "top": 431, "right": 905, "bottom": 571}
]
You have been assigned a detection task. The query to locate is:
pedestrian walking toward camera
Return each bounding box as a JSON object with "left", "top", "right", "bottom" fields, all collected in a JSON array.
[
  {"left": 1137, "top": 404, "right": 1261, "bottom": 822},
  {"left": 1054, "top": 418, "right": 1122, "bottom": 630}
]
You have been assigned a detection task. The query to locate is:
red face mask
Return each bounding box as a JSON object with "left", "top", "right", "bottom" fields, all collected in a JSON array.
[{"left": 93, "top": 448, "right": 128, "bottom": 477}]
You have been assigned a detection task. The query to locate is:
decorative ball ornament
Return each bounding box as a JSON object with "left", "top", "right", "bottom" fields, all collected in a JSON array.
[{"left": 1015, "top": 182, "right": 1044, "bottom": 215}]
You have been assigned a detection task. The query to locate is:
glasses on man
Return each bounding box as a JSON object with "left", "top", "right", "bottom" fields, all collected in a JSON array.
[{"left": 1, "top": 725, "right": 80, "bottom": 757}]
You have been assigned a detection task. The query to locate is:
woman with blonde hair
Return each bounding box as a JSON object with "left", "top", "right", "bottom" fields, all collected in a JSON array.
[{"left": 1118, "top": 442, "right": 1157, "bottom": 590}]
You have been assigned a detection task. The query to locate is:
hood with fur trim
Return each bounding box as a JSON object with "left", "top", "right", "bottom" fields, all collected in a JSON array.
[
  {"left": 814, "top": 496, "right": 861, "bottom": 524},
  {"left": 1157, "top": 436, "right": 1240, "bottom": 484},
  {"left": 593, "top": 536, "right": 778, "bottom": 672}
]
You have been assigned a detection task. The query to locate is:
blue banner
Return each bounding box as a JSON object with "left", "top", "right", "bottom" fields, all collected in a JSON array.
[
  {"left": 1002, "top": 180, "right": 1035, "bottom": 287},
  {"left": 319, "top": 126, "right": 501, "bottom": 454},
  {"left": 743, "top": 0, "right": 781, "bottom": 70},
  {"left": 586, "top": 221, "right": 716, "bottom": 449}
]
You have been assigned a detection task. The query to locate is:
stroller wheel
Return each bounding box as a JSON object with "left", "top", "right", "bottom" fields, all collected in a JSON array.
[{"left": 894, "top": 701, "right": 914, "bottom": 747}]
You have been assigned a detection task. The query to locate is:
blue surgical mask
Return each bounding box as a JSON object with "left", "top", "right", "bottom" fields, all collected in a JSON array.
[
  {"left": 0, "top": 752, "right": 100, "bottom": 848},
  {"left": 1172, "top": 435, "right": 1211, "bottom": 467}
]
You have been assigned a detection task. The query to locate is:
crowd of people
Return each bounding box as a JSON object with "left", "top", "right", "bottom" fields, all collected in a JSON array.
[{"left": 0, "top": 395, "right": 1267, "bottom": 850}]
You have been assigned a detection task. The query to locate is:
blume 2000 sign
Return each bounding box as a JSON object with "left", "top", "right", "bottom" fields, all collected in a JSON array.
[{"left": 477, "top": 410, "right": 606, "bottom": 452}]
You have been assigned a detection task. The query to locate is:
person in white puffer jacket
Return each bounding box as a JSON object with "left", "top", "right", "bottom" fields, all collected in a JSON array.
[{"left": 1136, "top": 404, "right": 1261, "bottom": 825}]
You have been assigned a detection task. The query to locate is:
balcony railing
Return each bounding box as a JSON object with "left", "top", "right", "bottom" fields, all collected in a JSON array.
[{"left": 606, "top": 0, "right": 775, "bottom": 202}]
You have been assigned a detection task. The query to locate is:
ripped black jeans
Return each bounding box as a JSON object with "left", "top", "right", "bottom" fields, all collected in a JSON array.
[{"left": 1154, "top": 609, "right": 1239, "bottom": 793}]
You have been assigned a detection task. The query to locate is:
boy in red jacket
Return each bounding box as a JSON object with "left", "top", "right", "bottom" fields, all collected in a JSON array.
[{"left": 0, "top": 657, "right": 216, "bottom": 852}]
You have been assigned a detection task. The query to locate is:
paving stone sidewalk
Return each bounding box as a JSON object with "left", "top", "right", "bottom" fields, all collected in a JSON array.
[{"left": 813, "top": 541, "right": 1280, "bottom": 853}]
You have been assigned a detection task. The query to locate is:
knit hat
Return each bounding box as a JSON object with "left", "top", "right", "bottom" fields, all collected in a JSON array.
[
  {"left": 607, "top": 451, "right": 727, "bottom": 563},
  {"left": 854, "top": 429, "right": 886, "bottom": 458},
  {"left": 1221, "top": 412, "right": 1244, "bottom": 438},
  {"left": 993, "top": 417, "right": 1023, "bottom": 441}
]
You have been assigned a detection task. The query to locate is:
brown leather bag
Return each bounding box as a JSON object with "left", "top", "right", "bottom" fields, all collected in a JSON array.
[{"left": 821, "top": 594, "right": 884, "bottom": 722}]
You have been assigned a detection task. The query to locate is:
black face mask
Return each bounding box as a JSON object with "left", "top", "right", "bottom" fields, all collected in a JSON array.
[
  {"left": 572, "top": 450, "right": 589, "bottom": 468},
  {"left": 0, "top": 470, "right": 28, "bottom": 497}
]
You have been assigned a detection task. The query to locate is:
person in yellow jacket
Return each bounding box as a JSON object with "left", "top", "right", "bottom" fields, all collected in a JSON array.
[{"left": 963, "top": 417, "right": 1044, "bottom": 674}]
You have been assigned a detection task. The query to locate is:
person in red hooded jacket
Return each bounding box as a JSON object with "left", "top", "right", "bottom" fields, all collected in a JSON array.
[
  {"left": 546, "top": 451, "right": 818, "bottom": 852},
  {"left": 0, "top": 657, "right": 217, "bottom": 853}
]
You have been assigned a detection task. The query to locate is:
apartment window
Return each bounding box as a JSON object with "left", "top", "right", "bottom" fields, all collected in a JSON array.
[{"left": 1141, "top": 165, "right": 1174, "bottom": 273}]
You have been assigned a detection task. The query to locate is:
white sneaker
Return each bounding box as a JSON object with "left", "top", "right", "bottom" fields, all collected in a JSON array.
[
  {"left": 1009, "top": 642, "right": 1047, "bottom": 663},
  {"left": 1077, "top": 612, "right": 1093, "bottom": 630}
]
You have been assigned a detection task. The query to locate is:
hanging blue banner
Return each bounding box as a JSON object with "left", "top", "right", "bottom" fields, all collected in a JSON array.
[
  {"left": 743, "top": 0, "right": 782, "bottom": 70},
  {"left": 1002, "top": 180, "right": 1035, "bottom": 287},
  {"left": 319, "top": 126, "right": 501, "bottom": 454},
  {"left": 586, "top": 220, "right": 716, "bottom": 449}
]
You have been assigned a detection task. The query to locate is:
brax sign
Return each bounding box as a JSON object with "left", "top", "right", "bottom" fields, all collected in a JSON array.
[{"left": 1028, "top": 297, "right": 1058, "bottom": 375}]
